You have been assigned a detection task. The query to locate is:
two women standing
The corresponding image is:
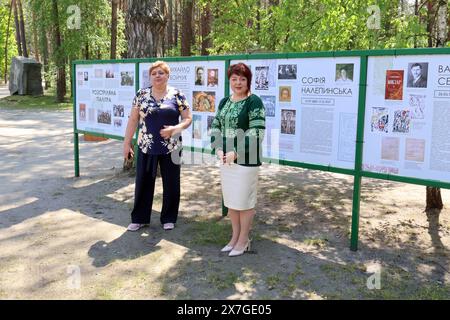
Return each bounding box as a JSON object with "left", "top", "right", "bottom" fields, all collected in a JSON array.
[{"left": 123, "top": 61, "right": 265, "bottom": 258}]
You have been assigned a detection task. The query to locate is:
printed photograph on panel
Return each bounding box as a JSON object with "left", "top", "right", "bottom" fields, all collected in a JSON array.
[
  {"left": 114, "top": 119, "right": 122, "bottom": 128},
  {"left": 97, "top": 110, "right": 112, "bottom": 125},
  {"left": 255, "top": 66, "right": 269, "bottom": 90},
  {"left": 393, "top": 110, "right": 411, "bottom": 133},
  {"left": 371, "top": 107, "right": 389, "bottom": 133},
  {"left": 207, "top": 69, "right": 219, "bottom": 87},
  {"left": 207, "top": 115, "right": 215, "bottom": 136},
  {"left": 335, "top": 64, "right": 354, "bottom": 83},
  {"left": 381, "top": 137, "right": 400, "bottom": 161},
  {"left": 260, "top": 95, "right": 276, "bottom": 117},
  {"left": 385, "top": 70, "right": 404, "bottom": 100},
  {"left": 405, "top": 138, "right": 425, "bottom": 162},
  {"left": 278, "top": 64, "right": 297, "bottom": 80},
  {"left": 120, "top": 71, "right": 134, "bottom": 86},
  {"left": 407, "top": 62, "right": 428, "bottom": 88},
  {"left": 79, "top": 104, "right": 86, "bottom": 121},
  {"left": 193, "top": 91, "right": 215, "bottom": 112},
  {"left": 95, "top": 69, "right": 103, "bottom": 78},
  {"left": 281, "top": 109, "right": 296, "bottom": 134},
  {"left": 192, "top": 114, "right": 202, "bottom": 139},
  {"left": 77, "top": 71, "right": 84, "bottom": 85},
  {"left": 409, "top": 94, "right": 426, "bottom": 119},
  {"left": 195, "top": 66, "right": 205, "bottom": 86},
  {"left": 113, "top": 104, "right": 125, "bottom": 117},
  {"left": 105, "top": 69, "right": 115, "bottom": 78},
  {"left": 279, "top": 86, "right": 292, "bottom": 102},
  {"left": 142, "top": 69, "right": 151, "bottom": 88}
]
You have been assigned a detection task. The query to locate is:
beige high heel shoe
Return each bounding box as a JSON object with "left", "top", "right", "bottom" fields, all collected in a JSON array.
[
  {"left": 220, "top": 244, "right": 234, "bottom": 252},
  {"left": 228, "top": 239, "right": 251, "bottom": 257}
]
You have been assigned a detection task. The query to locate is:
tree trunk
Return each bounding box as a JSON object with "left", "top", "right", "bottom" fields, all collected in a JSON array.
[
  {"left": 39, "top": 27, "right": 50, "bottom": 89},
  {"left": 12, "top": 0, "right": 22, "bottom": 57},
  {"left": 167, "top": 0, "right": 173, "bottom": 49},
  {"left": 174, "top": 0, "right": 178, "bottom": 47},
  {"left": 426, "top": 187, "right": 443, "bottom": 211},
  {"left": 84, "top": 43, "right": 90, "bottom": 60},
  {"left": 52, "top": 0, "right": 66, "bottom": 102},
  {"left": 159, "top": 0, "right": 167, "bottom": 56},
  {"left": 427, "top": 1, "right": 436, "bottom": 47},
  {"left": 125, "top": 0, "right": 165, "bottom": 58},
  {"left": 200, "top": 3, "right": 212, "bottom": 56},
  {"left": 32, "top": 11, "right": 40, "bottom": 62},
  {"left": 414, "top": 0, "right": 419, "bottom": 48},
  {"left": 4, "top": 0, "right": 13, "bottom": 83},
  {"left": 181, "top": 0, "right": 193, "bottom": 56},
  {"left": 17, "top": 0, "right": 28, "bottom": 57},
  {"left": 111, "top": 0, "right": 119, "bottom": 59},
  {"left": 436, "top": 0, "right": 448, "bottom": 46}
]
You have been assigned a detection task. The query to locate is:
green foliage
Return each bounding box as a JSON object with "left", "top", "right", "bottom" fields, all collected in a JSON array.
[
  {"left": 0, "top": 0, "right": 18, "bottom": 81},
  {"left": 27, "top": 0, "right": 126, "bottom": 61},
  {"left": 0, "top": 0, "right": 126, "bottom": 90},
  {"left": 0, "top": 87, "right": 72, "bottom": 110},
  {"left": 199, "top": 0, "right": 437, "bottom": 55}
]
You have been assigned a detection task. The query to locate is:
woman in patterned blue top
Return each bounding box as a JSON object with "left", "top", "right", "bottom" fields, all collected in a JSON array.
[{"left": 123, "top": 61, "right": 192, "bottom": 232}]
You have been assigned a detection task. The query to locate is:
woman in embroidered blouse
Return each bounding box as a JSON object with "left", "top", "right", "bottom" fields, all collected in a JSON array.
[
  {"left": 211, "top": 63, "right": 265, "bottom": 257},
  {"left": 123, "top": 61, "right": 192, "bottom": 232}
]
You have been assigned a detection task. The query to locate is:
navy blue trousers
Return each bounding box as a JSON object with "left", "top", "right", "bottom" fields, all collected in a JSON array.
[{"left": 131, "top": 150, "right": 180, "bottom": 225}]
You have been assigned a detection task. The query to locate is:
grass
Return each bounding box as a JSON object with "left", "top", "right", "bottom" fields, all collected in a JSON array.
[
  {"left": 265, "top": 274, "right": 281, "bottom": 289},
  {"left": 360, "top": 266, "right": 450, "bottom": 300},
  {"left": 207, "top": 272, "right": 238, "bottom": 290},
  {"left": 0, "top": 88, "right": 72, "bottom": 110},
  {"left": 186, "top": 218, "right": 231, "bottom": 246}
]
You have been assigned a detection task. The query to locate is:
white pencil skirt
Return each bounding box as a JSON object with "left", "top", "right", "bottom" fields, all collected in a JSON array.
[{"left": 220, "top": 164, "right": 260, "bottom": 210}]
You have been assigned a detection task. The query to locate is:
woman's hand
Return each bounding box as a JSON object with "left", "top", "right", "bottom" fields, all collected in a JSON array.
[
  {"left": 223, "top": 151, "right": 237, "bottom": 165},
  {"left": 123, "top": 142, "right": 134, "bottom": 160},
  {"left": 160, "top": 125, "right": 176, "bottom": 139},
  {"left": 217, "top": 150, "right": 224, "bottom": 163}
]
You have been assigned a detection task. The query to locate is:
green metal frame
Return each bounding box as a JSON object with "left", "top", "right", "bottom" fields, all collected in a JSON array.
[{"left": 72, "top": 47, "right": 450, "bottom": 251}]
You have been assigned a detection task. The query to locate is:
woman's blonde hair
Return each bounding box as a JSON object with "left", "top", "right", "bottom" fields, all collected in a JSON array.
[{"left": 149, "top": 61, "right": 170, "bottom": 75}]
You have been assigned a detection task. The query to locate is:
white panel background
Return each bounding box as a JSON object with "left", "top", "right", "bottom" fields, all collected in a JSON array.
[
  {"left": 75, "top": 63, "right": 136, "bottom": 137},
  {"left": 231, "top": 57, "right": 361, "bottom": 169},
  {"left": 363, "top": 55, "right": 450, "bottom": 182}
]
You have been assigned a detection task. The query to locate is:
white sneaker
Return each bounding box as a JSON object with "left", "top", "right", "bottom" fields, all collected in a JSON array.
[
  {"left": 163, "top": 223, "right": 175, "bottom": 230},
  {"left": 127, "top": 223, "right": 147, "bottom": 231}
]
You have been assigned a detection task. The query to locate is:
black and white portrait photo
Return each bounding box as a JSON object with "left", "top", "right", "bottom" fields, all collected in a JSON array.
[
  {"left": 407, "top": 62, "right": 428, "bottom": 88},
  {"left": 278, "top": 64, "right": 297, "bottom": 80}
]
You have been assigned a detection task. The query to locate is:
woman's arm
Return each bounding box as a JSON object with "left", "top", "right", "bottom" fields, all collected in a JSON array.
[
  {"left": 159, "top": 107, "right": 192, "bottom": 139},
  {"left": 123, "top": 107, "right": 140, "bottom": 158}
]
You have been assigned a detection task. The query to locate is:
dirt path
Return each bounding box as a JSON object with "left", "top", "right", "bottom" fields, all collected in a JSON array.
[
  {"left": 0, "top": 85, "right": 9, "bottom": 99},
  {"left": 0, "top": 101, "right": 449, "bottom": 299}
]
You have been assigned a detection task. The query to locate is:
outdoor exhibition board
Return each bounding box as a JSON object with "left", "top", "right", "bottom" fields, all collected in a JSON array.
[
  {"left": 72, "top": 48, "right": 450, "bottom": 251},
  {"left": 75, "top": 63, "right": 136, "bottom": 137},
  {"left": 231, "top": 57, "right": 361, "bottom": 170},
  {"left": 139, "top": 61, "right": 226, "bottom": 150},
  {"left": 363, "top": 55, "right": 450, "bottom": 182}
]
